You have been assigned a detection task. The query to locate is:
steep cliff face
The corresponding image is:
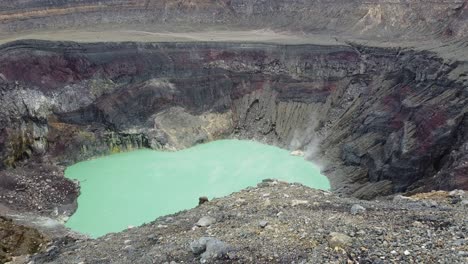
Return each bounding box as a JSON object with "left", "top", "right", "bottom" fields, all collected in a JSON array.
[{"left": 0, "top": 40, "right": 466, "bottom": 199}]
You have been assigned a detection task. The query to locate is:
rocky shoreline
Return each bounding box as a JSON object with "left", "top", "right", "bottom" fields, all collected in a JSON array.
[{"left": 6, "top": 180, "right": 463, "bottom": 264}]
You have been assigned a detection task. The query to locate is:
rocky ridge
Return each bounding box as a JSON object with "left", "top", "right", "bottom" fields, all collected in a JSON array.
[
  {"left": 25, "top": 181, "right": 468, "bottom": 264},
  {"left": 0, "top": 0, "right": 467, "bottom": 43}
]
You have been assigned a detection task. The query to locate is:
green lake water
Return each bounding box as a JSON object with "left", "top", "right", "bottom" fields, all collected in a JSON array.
[{"left": 65, "top": 139, "right": 329, "bottom": 237}]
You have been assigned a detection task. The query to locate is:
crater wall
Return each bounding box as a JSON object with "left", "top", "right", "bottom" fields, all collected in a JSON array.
[
  {"left": 0, "top": 40, "right": 466, "bottom": 201},
  {"left": 0, "top": 0, "right": 467, "bottom": 42}
]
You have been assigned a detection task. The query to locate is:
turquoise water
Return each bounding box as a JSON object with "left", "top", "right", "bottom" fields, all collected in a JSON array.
[{"left": 65, "top": 139, "right": 329, "bottom": 238}]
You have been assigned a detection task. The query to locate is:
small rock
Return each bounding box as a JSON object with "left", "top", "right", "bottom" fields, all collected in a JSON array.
[
  {"left": 196, "top": 216, "right": 216, "bottom": 227},
  {"left": 199, "top": 196, "right": 209, "bottom": 205},
  {"left": 404, "top": 250, "right": 410, "bottom": 256},
  {"left": 290, "top": 150, "right": 304, "bottom": 156},
  {"left": 201, "top": 239, "right": 231, "bottom": 262},
  {"left": 357, "top": 230, "right": 366, "bottom": 236},
  {"left": 190, "top": 237, "right": 210, "bottom": 255},
  {"left": 328, "top": 232, "right": 353, "bottom": 249},
  {"left": 390, "top": 250, "right": 397, "bottom": 254},
  {"left": 190, "top": 237, "right": 231, "bottom": 261},
  {"left": 458, "top": 251, "right": 468, "bottom": 257},
  {"left": 451, "top": 197, "right": 462, "bottom": 204},
  {"left": 124, "top": 240, "right": 131, "bottom": 244},
  {"left": 258, "top": 179, "right": 277, "bottom": 187},
  {"left": 374, "top": 227, "right": 385, "bottom": 235},
  {"left": 259, "top": 221, "right": 269, "bottom": 228},
  {"left": 291, "top": 200, "right": 309, "bottom": 206},
  {"left": 449, "top": 190, "right": 465, "bottom": 197},
  {"left": 147, "top": 234, "right": 157, "bottom": 241},
  {"left": 422, "top": 200, "right": 438, "bottom": 208},
  {"left": 46, "top": 245, "right": 58, "bottom": 253},
  {"left": 350, "top": 204, "right": 366, "bottom": 215},
  {"left": 393, "top": 195, "right": 416, "bottom": 202},
  {"left": 262, "top": 178, "right": 275, "bottom": 183},
  {"left": 123, "top": 245, "right": 135, "bottom": 255},
  {"left": 461, "top": 199, "right": 468, "bottom": 206}
]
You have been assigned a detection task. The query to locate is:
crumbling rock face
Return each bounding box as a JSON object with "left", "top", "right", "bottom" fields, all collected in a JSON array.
[{"left": 0, "top": 40, "right": 466, "bottom": 200}]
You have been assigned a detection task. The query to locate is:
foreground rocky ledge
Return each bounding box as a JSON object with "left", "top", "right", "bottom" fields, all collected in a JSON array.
[{"left": 11, "top": 181, "right": 465, "bottom": 264}]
